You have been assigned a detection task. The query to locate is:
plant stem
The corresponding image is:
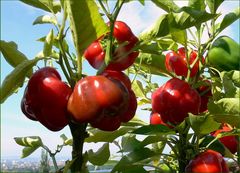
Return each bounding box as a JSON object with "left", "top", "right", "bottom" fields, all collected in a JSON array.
[
  {"left": 69, "top": 122, "right": 88, "bottom": 173},
  {"left": 237, "top": 135, "right": 240, "bottom": 173},
  {"left": 42, "top": 145, "right": 58, "bottom": 171},
  {"left": 177, "top": 125, "right": 190, "bottom": 172}
]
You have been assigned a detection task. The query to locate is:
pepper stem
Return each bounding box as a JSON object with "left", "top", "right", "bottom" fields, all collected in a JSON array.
[{"left": 69, "top": 122, "right": 88, "bottom": 172}]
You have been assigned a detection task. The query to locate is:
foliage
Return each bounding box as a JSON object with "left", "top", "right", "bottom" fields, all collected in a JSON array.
[{"left": 1, "top": 0, "right": 240, "bottom": 173}]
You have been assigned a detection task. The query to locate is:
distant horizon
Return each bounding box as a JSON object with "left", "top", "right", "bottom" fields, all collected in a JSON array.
[{"left": 1, "top": 0, "right": 239, "bottom": 159}]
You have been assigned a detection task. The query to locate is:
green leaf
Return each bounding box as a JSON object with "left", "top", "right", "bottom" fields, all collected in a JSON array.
[
  {"left": 14, "top": 136, "right": 43, "bottom": 147},
  {"left": 139, "top": 14, "right": 169, "bottom": 41},
  {"left": 122, "top": 135, "right": 167, "bottom": 152},
  {"left": 21, "top": 146, "right": 40, "bottom": 158},
  {"left": 86, "top": 127, "right": 134, "bottom": 143},
  {"left": 189, "top": 0, "right": 206, "bottom": 11},
  {"left": 33, "top": 15, "right": 57, "bottom": 25},
  {"left": 0, "top": 58, "right": 41, "bottom": 103},
  {"left": 65, "top": 0, "right": 109, "bottom": 57},
  {"left": 121, "top": 117, "right": 148, "bottom": 127},
  {"left": 171, "top": 30, "right": 187, "bottom": 45},
  {"left": 88, "top": 143, "right": 110, "bottom": 166},
  {"left": 121, "top": 135, "right": 141, "bottom": 152},
  {"left": 132, "top": 80, "right": 147, "bottom": 99},
  {"left": 0, "top": 40, "right": 30, "bottom": 70},
  {"left": 132, "top": 125, "right": 174, "bottom": 135},
  {"left": 20, "top": 0, "right": 61, "bottom": 14},
  {"left": 206, "top": 0, "right": 224, "bottom": 13},
  {"left": 43, "top": 29, "right": 54, "bottom": 57},
  {"left": 139, "top": 9, "right": 216, "bottom": 41},
  {"left": 170, "top": 7, "right": 217, "bottom": 30},
  {"left": 221, "top": 70, "right": 240, "bottom": 98},
  {"left": 111, "top": 147, "right": 158, "bottom": 173},
  {"left": 188, "top": 114, "right": 220, "bottom": 135},
  {"left": 135, "top": 53, "right": 167, "bottom": 76},
  {"left": 151, "top": 0, "right": 179, "bottom": 12},
  {"left": 199, "top": 135, "right": 225, "bottom": 155},
  {"left": 60, "top": 134, "right": 72, "bottom": 145},
  {"left": 222, "top": 70, "right": 240, "bottom": 88},
  {"left": 215, "top": 7, "right": 240, "bottom": 34},
  {"left": 63, "top": 158, "right": 78, "bottom": 173},
  {"left": 37, "top": 36, "right": 69, "bottom": 52},
  {"left": 208, "top": 98, "right": 240, "bottom": 127}
]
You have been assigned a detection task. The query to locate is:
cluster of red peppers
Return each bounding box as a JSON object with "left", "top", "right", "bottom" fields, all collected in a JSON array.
[
  {"left": 21, "top": 21, "right": 138, "bottom": 132},
  {"left": 150, "top": 47, "right": 238, "bottom": 172}
]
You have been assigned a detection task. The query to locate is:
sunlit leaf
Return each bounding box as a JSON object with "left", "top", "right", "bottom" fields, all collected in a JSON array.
[
  {"left": 88, "top": 143, "right": 110, "bottom": 166},
  {"left": 33, "top": 15, "right": 57, "bottom": 25},
  {"left": 0, "top": 58, "right": 42, "bottom": 103},
  {"left": 65, "top": 0, "right": 109, "bottom": 57}
]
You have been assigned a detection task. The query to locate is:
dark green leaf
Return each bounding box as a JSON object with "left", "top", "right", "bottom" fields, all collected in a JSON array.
[
  {"left": 121, "top": 135, "right": 141, "bottom": 152},
  {"left": 206, "top": 0, "right": 224, "bottom": 13},
  {"left": 20, "top": 0, "right": 61, "bottom": 14},
  {"left": 215, "top": 7, "right": 240, "bottom": 34},
  {"left": 14, "top": 136, "right": 43, "bottom": 147},
  {"left": 63, "top": 159, "right": 77, "bottom": 173},
  {"left": 0, "top": 58, "right": 41, "bottom": 103},
  {"left": 188, "top": 114, "right": 220, "bottom": 135},
  {"left": 21, "top": 146, "right": 40, "bottom": 158},
  {"left": 33, "top": 15, "right": 57, "bottom": 25},
  {"left": 132, "top": 125, "right": 174, "bottom": 135},
  {"left": 151, "top": 0, "right": 179, "bottom": 12},
  {"left": 189, "top": 0, "right": 206, "bottom": 11},
  {"left": 65, "top": 0, "right": 109, "bottom": 56},
  {"left": 121, "top": 166, "right": 147, "bottom": 173},
  {"left": 135, "top": 53, "right": 167, "bottom": 76},
  {"left": 208, "top": 98, "right": 240, "bottom": 127},
  {"left": 199, "top": 135, "right": 225, "bottom": 155},
  {"left": 88, "top": 143, "right": 110, "bottom": 166},
  {"left": 0, "top": 40, "right": 29, "bottom": 70},
  {"left": 86, "top": 127, "right": 134, "bottom": 143},
  {"left": 111, "top": 147, "right": 158, "bottom": 173},
  {"left": 170, "top": 7, "right": 217, "bottom": 30}
]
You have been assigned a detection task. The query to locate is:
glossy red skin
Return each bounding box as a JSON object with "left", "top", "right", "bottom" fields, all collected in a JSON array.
[
  {"left": 152, "top": 78, "right": 201, "bottom": 125},
  {"left": 84, "top": 21, "right": 138, "bottom": 71},
  {"left": 101, "top": 70, "right": 131, "bottom": 90},
  {"left": 67, "top": 76, "right": 128, "bottom": 123},
  {"left": 149, "top": 112, "right": 173, "bottom": 128},
  {"left": 211, "top": 124, "right": 238, "bottom": 154},
  {"left": 68, "top": 73, "right": 137, "bottom": 131},
  {"left": 113, "top": 21, "right": 135, "bottom": 42},
  {"left": 83, "top": 41, "right": 105, "bottom": 69},
  {"left": 21, "top": 67, "right": 72, "bottom": 131},
  {"left": 185, "top": 150, "right": 229, "bottom": 173},
  {"left": 165, "top": 48, "right": 204, "bottom": 77},
  {"left": 197, "top": 80, "right": 212, "bottom": 113},
  {"left": 90, "top": 90, "right": 137, "bottom": 131}
]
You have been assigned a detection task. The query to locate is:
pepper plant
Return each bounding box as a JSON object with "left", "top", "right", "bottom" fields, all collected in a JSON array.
[{"left": 1, "top": 0, "right": 240, "bottom": 173}]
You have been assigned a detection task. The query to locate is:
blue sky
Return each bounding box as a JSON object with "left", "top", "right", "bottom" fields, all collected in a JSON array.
[{"left": 1, "top": 0, "right": 239, "bottom": 159}]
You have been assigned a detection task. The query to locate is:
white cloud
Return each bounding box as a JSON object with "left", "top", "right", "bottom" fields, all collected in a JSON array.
[{"left": 117, "top": 1, "right": 166, "bottom": 35}]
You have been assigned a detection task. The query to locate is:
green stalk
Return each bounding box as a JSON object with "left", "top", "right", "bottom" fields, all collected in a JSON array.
[
  {"left": 177, "top": 124, "right": 190, "bottom": 172},
  {"left": 237, "top": 136, "right": 240, "bottom": 173},
  {"left": 69, "top": 122, "right": 88, "bottom": 173},
  {"left": 42, "top": 145, "right": 58, "bottom": 171}
]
